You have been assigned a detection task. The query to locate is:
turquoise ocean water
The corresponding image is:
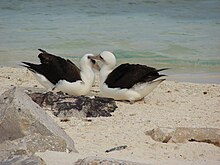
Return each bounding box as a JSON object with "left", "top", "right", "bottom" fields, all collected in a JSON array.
[{"left": 0, "top": 0, "right": 220, "bottom": 83}]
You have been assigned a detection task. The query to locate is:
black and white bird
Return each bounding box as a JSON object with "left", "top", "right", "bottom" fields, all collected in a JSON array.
[
  {"left": 21, "top": 49, "right": 99, "bottom": 96},
  {"left": 89, "top": 51, "right": 168, "bottom": 103}
]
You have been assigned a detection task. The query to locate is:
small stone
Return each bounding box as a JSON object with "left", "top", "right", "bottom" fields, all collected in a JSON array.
[
  {"left": 145, "top": 127, "right": 220, "bottom": 147},
  {"left": 60, "top": 118, "right": 70, "bottom": 122}
]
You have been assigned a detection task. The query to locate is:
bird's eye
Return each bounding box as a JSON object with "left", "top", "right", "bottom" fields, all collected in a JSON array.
[{"left": 100, "top": 56, "right": 103, "bottom": 60}]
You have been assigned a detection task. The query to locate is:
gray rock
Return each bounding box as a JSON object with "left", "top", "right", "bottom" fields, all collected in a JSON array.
[
  {"left": 146, "top": 127, "right": 220, "bottom": 147},
  {"left": 75, "top": 156, "right": 150, "bottom": 165},
  {"left": 0, "top": 133, "right": 67, "bottom": 160},
  {"left": 0, "top": 155, "right": 46, "bottom": 165},
  {"left": 0, "top": 87, "right": 77, "bottom": 160},
  {"left": 28, "top": 91, "right": 117, "bottom": 118}
]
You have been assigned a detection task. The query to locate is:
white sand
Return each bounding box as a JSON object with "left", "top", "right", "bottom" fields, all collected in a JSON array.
[{"left": 0, "top": 66, "right": 220, "bottom": 164}]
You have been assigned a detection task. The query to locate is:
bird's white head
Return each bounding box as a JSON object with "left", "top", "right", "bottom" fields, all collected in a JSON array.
[
  {"left": 80, "top": 54, "right": 100, "bottom": 71},
  {"left": 91, "top": 51, "right": 116, "bottom": 84},
  {"left": 90, "top": 51, "right": 116, "bottom": 69},
  {"left": 88, "top": 51, "right": 116, "bottom": 84}
]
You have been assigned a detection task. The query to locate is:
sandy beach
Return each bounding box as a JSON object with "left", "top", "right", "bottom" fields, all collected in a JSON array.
[{"left": 0, "top": 66, "right": 220, "bottom": 164}]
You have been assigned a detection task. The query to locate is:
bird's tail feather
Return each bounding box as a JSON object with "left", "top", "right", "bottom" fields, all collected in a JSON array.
[
  {"left": 20, "top": 62, "right": 39, "bottom": 73},
  {"left": 158, "top": 74, "right": 167, "bottom": 77},
  {"left": 157, "top": 68, "right": 170, "bottom": 72},
  {"left": 38, "top": 49, "right": 48, "bottom": 54}
]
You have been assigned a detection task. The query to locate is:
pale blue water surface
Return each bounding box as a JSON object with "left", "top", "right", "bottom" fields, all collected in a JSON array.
[{"left": 0, "top": 0, "right": 220, "bottom": 83}]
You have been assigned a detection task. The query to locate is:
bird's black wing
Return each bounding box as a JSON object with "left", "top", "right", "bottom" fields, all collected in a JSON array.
[
  {"left": 105, "top": 63, "right": 167, "bottom": 89},
  {"left": 64, "top": 59, "right": 81, "bottom": 82},
  {"left": 22, "top": 49, "right": 81, "bottom": 84}
]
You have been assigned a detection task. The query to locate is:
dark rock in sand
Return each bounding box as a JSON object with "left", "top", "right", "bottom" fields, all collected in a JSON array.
[
  {"left": 0, "top": 87, "right": 77, "bottom": 161},
  {"left": 75, "top": 156, "right": 150, "bottom": 165},
  {"left": 28, "top": 91, "right": 117, "bottom": 118},
  {"left": 146, "top": 127, "right": 220, "bottom": 147}
]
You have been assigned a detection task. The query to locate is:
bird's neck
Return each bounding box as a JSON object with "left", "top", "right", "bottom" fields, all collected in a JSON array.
[
  {"left": 80, "top": 66, "right": 95, "bottom": 87},
  {"left": 100, "top": 65, "right": 113, "bottom": 84}
]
